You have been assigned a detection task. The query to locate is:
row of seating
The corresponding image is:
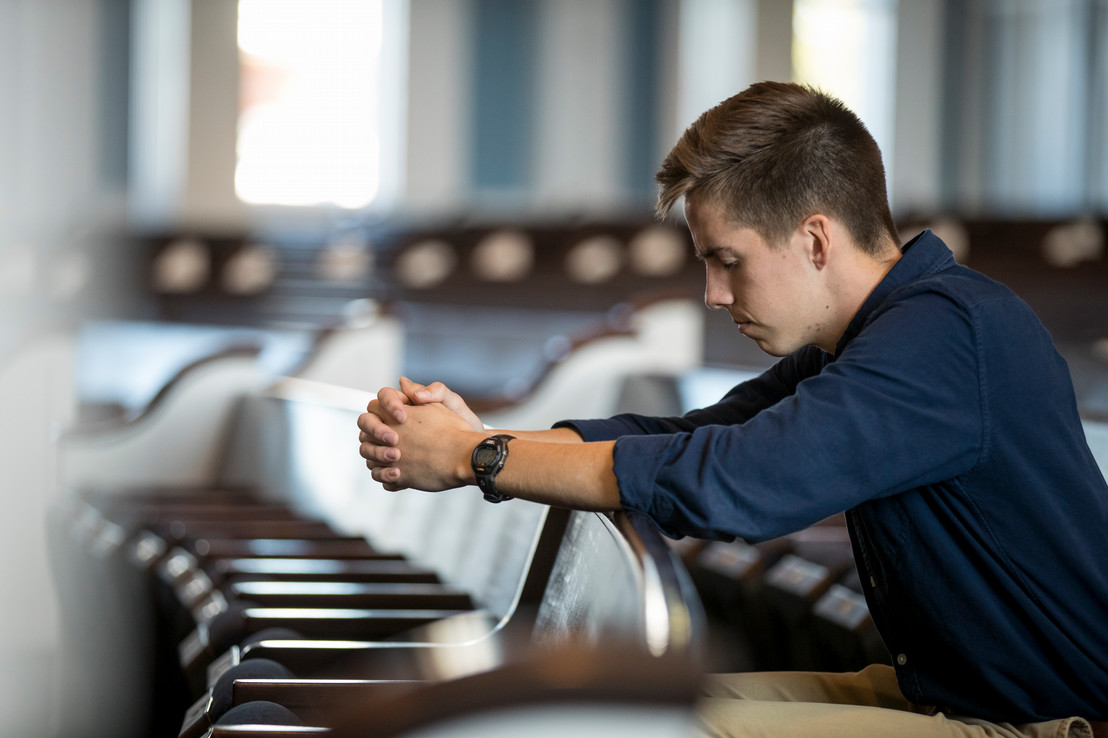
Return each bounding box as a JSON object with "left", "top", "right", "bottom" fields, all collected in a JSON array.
[
  {"left": 50, "top": 369, "right": 706, "bottom": 737},
  {"left": 62, "top": 296, "right": 703, "bottom": 492},
  {"left": 674, "top": 519, "right": 889, "bottom": 675},
  {"left": 144, "top": 221, "right": 696, "bottom": 299}
]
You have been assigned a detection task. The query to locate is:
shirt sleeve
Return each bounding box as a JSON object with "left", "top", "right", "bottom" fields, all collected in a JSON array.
[
  {"left": 554, "top": 347, "right": 827, "bottom": 441},
  {"left": 610, "top": 290, "right": 986, "bottom": 542}
]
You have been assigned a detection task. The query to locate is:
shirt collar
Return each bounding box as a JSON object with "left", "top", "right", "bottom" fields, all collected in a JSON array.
[{"left": 834, "top": 229, "right": 957, "bottom": 356}]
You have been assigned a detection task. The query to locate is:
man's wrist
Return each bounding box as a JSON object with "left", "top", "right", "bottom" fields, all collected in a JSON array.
[
  {"left": 454, "top": 431, "right": 485, "bottom": 486},
  {"left": 470, "top": 433, "right": 517, "bottom": 503}
]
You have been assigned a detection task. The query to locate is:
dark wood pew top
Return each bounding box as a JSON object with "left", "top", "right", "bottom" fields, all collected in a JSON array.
[
  {"left": 212, "top": 558, "right": 441, "bottom": 585},
  {"left": 158, "top": 520, "right": 340, "bottom": 543},
  {"left": 194, "top": 538, "right": 395, "bottom": 560},
  {"left": 216, "top": 611, "right": 504, "bottom": 681},
  {"left": 208, "top": 727, "right": 328, "bottom": 735},
  {"left": 234, "top": 607, "right": 474, "bottom": 641},
  {"left": 232, "top": 679, "right": 420, "bottom": 723},
  {"left": 228, "top": 582, "right": 474, "bottom": 611}
]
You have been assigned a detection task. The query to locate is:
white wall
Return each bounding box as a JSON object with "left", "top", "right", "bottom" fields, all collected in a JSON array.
[
  {"left": 891, "top": 0, "right": 944, "bottom": 216},
  {"left": 185, "top": 0, "right": 247, "bottom": 227},
  {"left": 403, "top": 0, "right": 473, "bottom": 213},
  {"left": 0, "top": 2, "right": 102, "bottom": 729},
  {"left": 533, "top": 0, "right": 628, "bottom": 210}
]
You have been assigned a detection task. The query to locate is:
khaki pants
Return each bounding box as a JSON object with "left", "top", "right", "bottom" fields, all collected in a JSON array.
[{"left": 696, "top": 665, "right": 1099, "bottom": 738}]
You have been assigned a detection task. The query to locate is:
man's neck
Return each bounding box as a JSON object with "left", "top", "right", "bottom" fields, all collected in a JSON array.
[{"left": 822, "top": 240, "right": 902, "bottom": 353}]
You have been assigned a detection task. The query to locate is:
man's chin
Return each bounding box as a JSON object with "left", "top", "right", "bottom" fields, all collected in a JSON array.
[
  {"left": 749, "top": 336, "right": 784, "bottom": 357},
  {"left": 746, "top": 334, "right": 799, "bottom": 358}
]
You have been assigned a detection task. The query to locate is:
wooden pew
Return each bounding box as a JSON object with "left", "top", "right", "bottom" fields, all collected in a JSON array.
[
  {"left": 477, "top": 297, "right": 703, "bottom": 430},
  {"left": 42, "top": 382, "right": 556, "bottom": 735},
  {"left": 51, "top": 297, "right": 713, "bottom": 737},
  {"left": 683, "top": 537, "right": 793, "bottom": 672},
  {"left": 190, "top": 509, "right": 704, "bottom": 736},
  {"left": 57, "top": 383, "right": 705, "bottom": 737},
  {"left": 324, "top": 640, "right": 704, "bottom": 738},
  {"left": 59, "top": 295, "right": 702, "bottom": 496},
  {"left": 56, "top": 381, "right": 706, "bottom": 736}
]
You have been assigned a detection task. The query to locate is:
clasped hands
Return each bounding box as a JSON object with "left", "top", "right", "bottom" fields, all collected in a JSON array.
[{"left": 357, "top": 377, "right": 486, "bottom": 492}]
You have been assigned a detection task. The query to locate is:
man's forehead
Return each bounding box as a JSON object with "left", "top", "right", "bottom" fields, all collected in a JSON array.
[{"left": 689, "top": 220, "right": 764, "bottom": 256}]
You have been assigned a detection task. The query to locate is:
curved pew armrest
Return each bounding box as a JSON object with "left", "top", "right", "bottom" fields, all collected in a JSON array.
[{"left": 612, "top": 511, "right": 707, "bottom": 660}]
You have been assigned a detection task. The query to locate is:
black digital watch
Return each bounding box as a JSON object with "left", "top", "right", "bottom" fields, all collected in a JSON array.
[{"left": 471, "top": 434, "right": 516, "bottom": 503}]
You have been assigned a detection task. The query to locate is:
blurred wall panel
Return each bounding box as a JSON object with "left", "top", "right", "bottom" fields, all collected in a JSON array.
[
  {"left": 941, "top": 0, "right": 1108, "bottom": 218},
  {"left": 0, "top": 1, "right": 106, "bottom": 733},
  {"left": 129, "top": 0, "right": 191, "bottom": 226},
  {"left": 892, "top": 0, "right": 944, "bottom": 217},
  {"left": 534, "top": 0, "right": 626, "bottom": 211},
  {"left": 406, "top": 0, "right": 473, "bottom": 212},
  {"left": 471, "top": 0, "right": 539, "bottom": 201},
  {"left": 183, "top": 0, "right": 245, "bottom": 229},
  {"left": 673, "top": 0, "right": 758, "bottom": 141}
]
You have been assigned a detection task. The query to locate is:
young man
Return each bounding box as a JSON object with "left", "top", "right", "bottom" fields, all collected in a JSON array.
[{"left": 357, "top": 82, "right": 1108, "bottom": 736}]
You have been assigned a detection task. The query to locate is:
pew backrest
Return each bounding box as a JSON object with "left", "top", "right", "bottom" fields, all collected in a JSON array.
[
  {"left": 483, "top": 298, "right": 703, "bottom": 430},
  {"left": 289, "top": 311, "right": 403, "bottom": 393},
  {"left": 59, "top": 348, "right": 270, "bottom": 490},
  {"left": 212, "top": 380, "right": 703, "bottom": 681},
  {"left": 57, "top": 302, "right": 709, "bottom": 668},
  {"left": 58, "top": 299, "right": 698, "bottom": 495},
  {"left": 217, "top": 378, "right": 553, "bottom": 624}
]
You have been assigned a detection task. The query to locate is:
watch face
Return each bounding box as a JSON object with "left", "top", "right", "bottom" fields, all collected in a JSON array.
[{"left": 473, "top": 445, "right": 499, "bottom": 467}]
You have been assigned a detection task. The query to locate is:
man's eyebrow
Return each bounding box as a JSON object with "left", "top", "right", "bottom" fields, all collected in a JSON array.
[{"left": 694, "top": 245, "right": 730, "bottom": 262}]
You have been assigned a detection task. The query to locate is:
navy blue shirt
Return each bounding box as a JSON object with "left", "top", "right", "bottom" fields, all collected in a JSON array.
[{"left": 559, "top": 231, "right": 1108, "bottom": 721}]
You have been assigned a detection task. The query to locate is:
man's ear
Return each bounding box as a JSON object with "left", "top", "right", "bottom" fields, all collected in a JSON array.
[{"left": 801, "top": 214, "right": 834, "bottom": 270}]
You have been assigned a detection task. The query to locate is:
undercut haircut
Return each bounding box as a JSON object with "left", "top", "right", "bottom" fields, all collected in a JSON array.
[{"left": 655, "top": 82, "right": 899, "bottom": 255}]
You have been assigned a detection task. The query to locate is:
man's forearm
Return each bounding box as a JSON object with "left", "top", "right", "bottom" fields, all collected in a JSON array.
[
  {"left": 466, "top": 426, "right": 625, "bottom": 509},
  {"left": 487, "top": 426, "right": 585, "bottom": 444},
  {"left": 432, "top": 423, "right": 620, "bottom": 509},
  {"left": 486, "top": 438, "right": 621, "bottom": 511},
  {"left": 438, "top": 426, "right": 620, "bottom": 511}
]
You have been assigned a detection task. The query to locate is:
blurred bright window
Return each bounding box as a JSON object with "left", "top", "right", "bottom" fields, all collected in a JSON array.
[
  {"left": 235, "top": 0, "right": 387, "bottom": 209},
  {"left": 792, "top": 0, "right": 898, "bottom": 178}
]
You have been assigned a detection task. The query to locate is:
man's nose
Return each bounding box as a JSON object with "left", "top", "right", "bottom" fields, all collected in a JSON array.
[{"left": 704, "top": 267, "right": 732, "bottom": 310}]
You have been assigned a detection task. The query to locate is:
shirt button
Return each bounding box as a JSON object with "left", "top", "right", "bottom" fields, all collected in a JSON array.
[
  {"left": 869, "top": 575, "right": 877, "bottom": 588},
  {"left": 896, "top": 653, "right": 908, "bottom": 666}
]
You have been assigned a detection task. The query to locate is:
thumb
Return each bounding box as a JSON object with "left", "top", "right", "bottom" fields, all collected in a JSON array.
[
  {"left": 398, "top": 376, "right": 429, "bottom": 403},
  {"left": 400, "top": 375, "right": 442, "bottom": 405},
  {"left": 427, "top": 383, "right": 484, "bottom": 432}
]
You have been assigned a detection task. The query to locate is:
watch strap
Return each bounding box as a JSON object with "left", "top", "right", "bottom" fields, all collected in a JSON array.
[{"left": 472, "top": 434, "right": 516, "bottom": 503}]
